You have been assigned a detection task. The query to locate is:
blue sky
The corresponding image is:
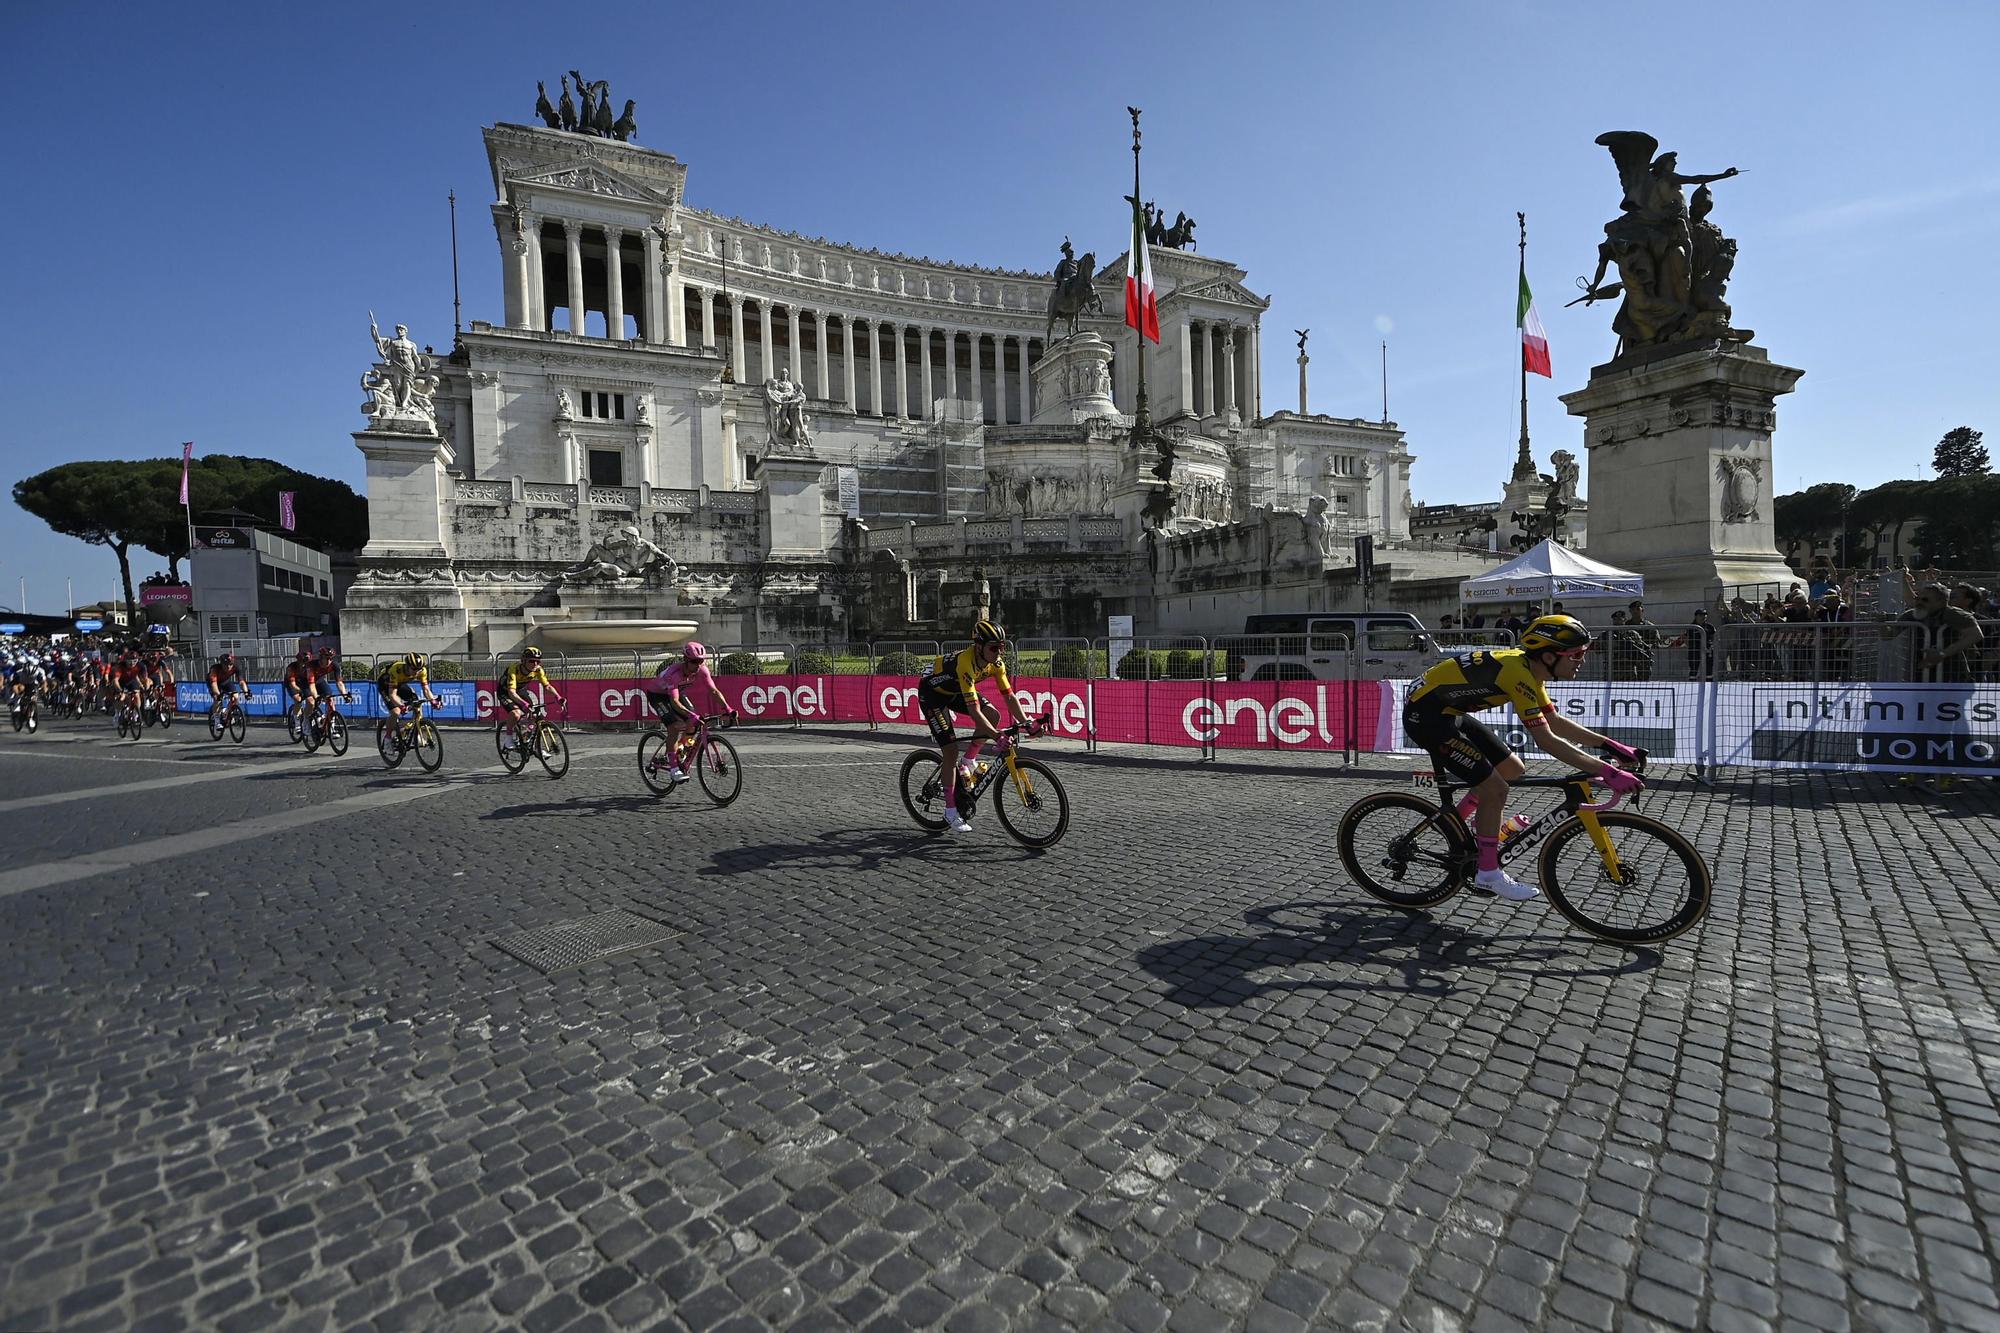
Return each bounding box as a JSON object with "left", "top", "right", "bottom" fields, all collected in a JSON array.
[{"left": 3, "top": 1, "right": 1996, "bottom": 614}]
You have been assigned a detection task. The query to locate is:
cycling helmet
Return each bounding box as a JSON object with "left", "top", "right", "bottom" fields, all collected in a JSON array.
[
  {"left": 403, "top": 651, "right": 426, "bottom": 669},
  {"left": 971, "top": 619, "right": 1006, "bottom": 647},
  {"left": 316, "top": 646, "right": 336, "bottom": 661},
  {"left": 521, "top": 646, "right": 543, "bottom": 660},
  {"left": 682, "top": 641, "right": 708, "bottom": 663},
  {"left": 296, "top": 647, "right": 312, "bottom": 662},
  {"left": 220, "top": 653, "right": 236, "bottom": 665},
  {"left": 1519, "top": 614, "right": 1594, "bottom": 656}
]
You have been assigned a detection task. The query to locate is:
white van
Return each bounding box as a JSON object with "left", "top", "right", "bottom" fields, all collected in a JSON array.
[{"left": 1224, "top": 613, "right": 1439, "bottom": 681}]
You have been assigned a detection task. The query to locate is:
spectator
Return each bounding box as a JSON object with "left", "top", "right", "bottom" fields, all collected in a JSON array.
[
  {"left": 1883, "top": 583, "right": 1984, "bottom": 683},
  {"left": 1949, "top": 584, "right": 1995, "bottom": 682},
  {"left": 1669, "top": 608, "right": 1716, "bottom": 679},
  {"left": 1815, "top": 590, "right": 1854, "bottom": 679}
]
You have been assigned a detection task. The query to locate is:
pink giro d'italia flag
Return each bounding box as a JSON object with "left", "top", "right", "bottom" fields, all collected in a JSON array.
[
  {"left": 1518, "top": 268, "right": 1551, "bottom": 378},
  {"left": 1125, "top": 194, "right": 1160, "bottom": 343},
  {"left": 179, "top": 441, "right": 193, "bottom": 505},
  {"left": 279, "top": 491, "right": 297, "bottom": 531}
]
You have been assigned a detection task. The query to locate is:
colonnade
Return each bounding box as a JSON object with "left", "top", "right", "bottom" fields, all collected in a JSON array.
[
  {"left": 503, "top": 216, "right": 681, "bottom": 344},
  {"left": 1184, "top": 318, "right": 1260, "bottom": 423},
  {"left": 682, "top": 286, "right": 1045, "bottom": 426}
]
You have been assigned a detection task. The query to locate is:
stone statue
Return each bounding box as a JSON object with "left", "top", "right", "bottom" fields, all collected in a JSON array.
[
  {"left": 612, "top": 100, "right": 637, "bottom": 143},
  {"left": 1717, "top": 457, "right": 1761, "bottom": 523},
  {"left": 363, "top": 314, "right": 439, "bottom": 430},
  {"left": 1551, "top": 449, "right": 1581, "bottom": 503},
  {"left": 1686, "top": 186, "right": 1745, "bottom": 339},
  {"left": 557, "top": 75, "right": 577, "bottom": 132},
  {"left": 1162, "top": 211, "right": 1197, "bottom": 251},
  {"left": 591, "top": 87, "right": 615, "bottom": 137},
  {"left": 1144, "top": 203, "right": 1166, "bottom": 247},
  {"left": 985, "top": 468, "right": 1013, "bottom": 516},
  {"left": 762, "top": 366, "right": 812, "bottom": 452},
  {"left": 1303, "top": 495, "right": 1334, "bottom": 559},
  {"left": 1294, "top": 328, "right": 1309, "bottom": 354},
  {"left": 1573, "top": 131, "right": 1749, "bottom": 352},
  {"left": 634, "top": 395, "right": 651, "bottom": 425},
  {"left": 1045, "top": 240, "right": 1102, "bottom": 345},
  {"left": 562, "top": 523, "right": 677, "bottom": 584},
  {"left": 535, "top": 81, "right": 561, "bottom": 129},
  {"left": 554, "top": 388, "right": 574, "bottom": 420},
  {"left": 571, "top": 70, "right": 597, "bottom": 133}
]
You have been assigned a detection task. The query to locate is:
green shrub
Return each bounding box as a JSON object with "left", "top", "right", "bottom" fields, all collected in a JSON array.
[
  {"left": 426, "top": 658, "right": 464, "bottom": 681},
  {"left": 793, "top": 649, "right": 836, "bottom": 675},
  {"left": 1117, "top": 648, "right": 1166, "bottom": 680},
  {"left": 341, "top": 659, "right": 372, "bottom": 680},
  {"left": 717, "top": 651, "right": 763, "bottom": 676},
  {"left": 875, "top": 650, "right": 927, "bottom": 676},
  {"left": 1049, "top": 644, "right": 1091, "bottom": 679}
]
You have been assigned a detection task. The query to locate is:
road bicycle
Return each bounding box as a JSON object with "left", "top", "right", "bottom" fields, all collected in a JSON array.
[
  {"left": 141, "top": 684, "right": 175, "bottom": 731},
  {"left": 898, "top": 713, "right": 1069, "bottom": 850},
  {"left": 302, "top": 693, "right": 353, "bottom": 757},
  {"left": 497, "top": 698, "right": 570, "bottom": 778},
  {"left": 114, "top": 693, "right": 144, "bottom": 740},
  {"left": 9, "top": 690, "right": 37, "bottom": 734},
  {"left": 376, "top": 699, "right": 444, "bottom": 772},
  {"left": 207, "top": 692, "right": 249, "bottom": 744},
  {"left": 638, "top": 712, "right": 740, "bottom": 804},
  {"left": 284, "top": 693, "right": 313, "bottom": 745},
  {"left": 1336, "top": 748, "right": 1711, "bottom": 946}
]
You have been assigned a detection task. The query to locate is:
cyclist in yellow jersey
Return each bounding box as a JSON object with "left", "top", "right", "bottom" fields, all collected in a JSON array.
[
  {"left": 1403, "top": 615, "right": 1644, "bottom": 901},
  {"left": 381, "top": 652, "right": 441, "bottom": 724},
  {"left": 498, "top": 646, "right": 564, "bottom": 752},
  {"left": 916, "top": 620, "right": 1036, "bottom": 834}
]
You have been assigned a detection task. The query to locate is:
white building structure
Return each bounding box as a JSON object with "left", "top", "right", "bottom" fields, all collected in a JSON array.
[{"left": 341, "top": 112, "right": 1420, "bottom": 655}]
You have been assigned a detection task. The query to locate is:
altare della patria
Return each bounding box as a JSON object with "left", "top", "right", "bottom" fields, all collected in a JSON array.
[{"left": 341, "top": 81, "right": 1794, "bottom": 656}]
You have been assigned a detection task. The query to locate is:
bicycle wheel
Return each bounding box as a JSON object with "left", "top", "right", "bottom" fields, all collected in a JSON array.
[
  {"left": 158, "top": 697, "right": 173, "bottom": 730},
  {"left": 301, "top": 716, "right": 321, "bottom": 753},
  {"left": 285, "top": 705, "right": 305, "bottom": 744},
  {"left": 376, "top": 719, "right": 404, "bottom": 769},
  {"left": 327, "top": 713, "right": 349, "bottom": 757},
  {"left": 496, "top": 721, "right": 529, "bottom": 773},
  {"left": 227, "top": 707, "right": 246, "bottom": 744},
  {"left": 898, "top": 750, "right": 949, "bottom": 833},
  {"left": 993, "top": 757, "right": 1069, "bottom": 849},
  {"left": 695, "top": 735, "right": 741, "bottom": 805},
  {"left": 1538, "top": 812, "right": 1711, "bottom": 946},
  {"left": 534, "top": 724, "right": 570, "bottom": 779},
  {"left": 10, "top": 706, "right": 22, "bottom": 733},
  {"left": 637, "top": 731, "right": 681, "bottom": 797},
  {"left": 1338, "top": 791, "right": 1470, "bottom": 908},
  {"left": 207, "top": 704, "right": 225, "bottom": 740},
  {"left": 413, "top": 720, "right": 444, "bottom": 772}
]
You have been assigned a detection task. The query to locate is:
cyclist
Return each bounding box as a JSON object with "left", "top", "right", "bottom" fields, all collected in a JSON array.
[
  {"left": 281, "top": 648, "right": 316, "bottom": 730},
  {"left": 644, "top": 642, "right": 734, "bottom": 783},
  {"left": 113, "top": 648, "right": 147, "bottom": 717},
  {"left": 1402, "top": 614, "right": 1644, "bottom": 902},
  {"left": 917, "top": 619, "right": 1035, "bottom": 834},
  {"left": 309, "top": 648, "right": 353, "bottom": 734},
  {"left": 497, "top": 646, "right": 565, "bottom": 753},
  {"left": 207, "top": 652, "right": 247, "bottom": 711},
  {"left": 10, "top": 652, "right": 48, "bottom": 719},
  {"left": 381, "top": 651, "right": 441, "bottom": 725}
]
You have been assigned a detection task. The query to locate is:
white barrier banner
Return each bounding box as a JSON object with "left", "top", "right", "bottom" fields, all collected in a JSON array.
[
  {"left": 1714, "top": 682, "right": 2000, "bottom": 775},
  {"left": 1380, "top": 679, "right": 1704, "bottom": 763}
]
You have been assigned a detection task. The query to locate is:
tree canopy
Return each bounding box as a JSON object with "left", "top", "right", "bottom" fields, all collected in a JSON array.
[
  {"left": 1933, "top": 426, "right": 1989, "bottom": 479},
  {"left": 13, "top": 455, "right": 367, "bottom": 621}
]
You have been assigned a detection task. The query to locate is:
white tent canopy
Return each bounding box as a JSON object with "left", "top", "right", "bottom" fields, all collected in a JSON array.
[{"left": 1460, "top": 540, "right": 1644, "bottom": 605}]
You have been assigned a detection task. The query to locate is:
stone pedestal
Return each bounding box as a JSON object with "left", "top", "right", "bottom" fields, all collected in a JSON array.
[
  {"left": 1562, "top": 343, "right": 1801, "bottom": 615},
  {"left": 341, "top": 427, "right": 469, "bottom": 657},
  {"left": 355, "top": 427, "right": 452, "bottom": 560},
  {"left": 759, "top": 452, "right": 832, "bottom": 559},
  {"left": 1030, "top": 332, "right": 1117, "bottom": 425}
]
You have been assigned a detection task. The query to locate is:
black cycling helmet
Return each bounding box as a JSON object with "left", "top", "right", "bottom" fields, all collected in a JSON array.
[
  {"left": 1519, "top": 614, "right": 1594, "bottom": 656},
  {"left": 971, "top": 619, "right": 1006, "bottom": 648}
]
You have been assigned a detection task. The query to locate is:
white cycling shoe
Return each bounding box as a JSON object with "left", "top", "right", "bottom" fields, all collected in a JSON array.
[
  {"left": 943, "top": 809, "right": 972, "bottom": 834},
  {"left": 1473, "top": 869, "right": 1539, "bottom": 902}
]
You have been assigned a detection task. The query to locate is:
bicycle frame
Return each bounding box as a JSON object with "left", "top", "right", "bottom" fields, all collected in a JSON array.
[{"left": 1410, "top": 764, "right": 1640, "bottom": 883}]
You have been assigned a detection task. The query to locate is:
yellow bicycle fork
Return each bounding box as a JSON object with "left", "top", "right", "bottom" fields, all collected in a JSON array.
[{"left": 1575, "top": 809, "right": 1626, "bottom": 881}]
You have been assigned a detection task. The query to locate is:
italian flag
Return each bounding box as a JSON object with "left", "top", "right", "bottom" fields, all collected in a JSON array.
[
  {"left": 1125, "top": 195, "right": 1160, "bottom": 343},
  {"left": 1518, "top": 267, "right": 1551, "bottom": 378}
]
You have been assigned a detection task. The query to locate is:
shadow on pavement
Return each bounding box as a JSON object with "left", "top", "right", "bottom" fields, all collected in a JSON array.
[
  {"left": 481, "top": 792, "right": 665, "bottom": 819},
  {"left": 701, "top": 825, "right": 1032, "bottom": 876},
  {"left": 1138, "top": 898, "right": 1660, "bottom": 1007}
]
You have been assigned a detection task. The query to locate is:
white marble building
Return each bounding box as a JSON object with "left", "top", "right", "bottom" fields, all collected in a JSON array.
[{"left": 340, "top": 116, "right": 1417, "bottom": 654}]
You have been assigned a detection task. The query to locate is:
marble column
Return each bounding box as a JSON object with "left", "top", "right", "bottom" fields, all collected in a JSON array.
[
  {"left": 603, "top": 226, "right": 626, "bottom": 341},
  {"left": 812, "top": 312, "right": 828, "bottom": 400},
  {"left": 563, "top": 221, "right": 586, "bottom": 336},
  {"left": 731, "top": 295, "right": 748, "bottom": 383},
  {"left": 944, "top": 331, "right": 959, "bottom": 412},
  {"left": 1245, "top": 323, "right": 1260, "bottom": 420},
  {"left": 842, "top": 315, "right": 858, "bottom": 407},
  {"left": 697, "top": 285, "right": 714, "bottom": 351},
  {"left": 758, "top": 300, "right": 775, "bottom": 386},
  {"left": 969, "top": 333, "right": 984, "bottom": 424},
  {"left": 893, "top": 323, "right": 911, "bottom": 419},
  {"left": 642, "top": 228, "right": 664, "bottom": 344},
  {"left": 502, "top": 213, "right": 529, "bottom": 330},
  {"left": 866, "top": 319, "right": 882, "bottom": 416},
  {"left": 526, "top": 219, "right": 545, "bottom": 330},
  {"left": 1177, "top": 316, "right": 1194, "bottom": 418},
  {"left": 1017, "top": 340, "right": 1032, "bottom": 424},
  {"left": 1222, "top": 326, "right": 1239, "bottom": 424},
  {"left": 919, "top": 326, "right": 933, "bottom": 419},
  {"left": 993, "top": 337, "right": 1009, "bottom": 425},
  {"left": 787, "top": 304, "right": 804, "bottom": 388},
  {"left": 1190, "top": 320, "right": 1206, "bottom": 417}
]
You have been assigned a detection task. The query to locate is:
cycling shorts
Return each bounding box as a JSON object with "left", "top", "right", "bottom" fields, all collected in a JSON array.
[
  {"left": 645, "top": 691, "right": 696, "bottom": 724},
  {"left": 1405, "top": 710, "right": 1513, "bottom": 786},
  {"left": 916, "top": 677, "right": 974, "bottom": 747}
]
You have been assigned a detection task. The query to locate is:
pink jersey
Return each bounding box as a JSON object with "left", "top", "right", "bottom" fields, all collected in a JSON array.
[{"left": 652, "top": 659, "right": 718, "bottom": 700}]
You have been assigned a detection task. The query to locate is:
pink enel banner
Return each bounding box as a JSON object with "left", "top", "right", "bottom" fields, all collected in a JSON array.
[{"left": 475, "top": 674, "right": 1393, "bottom": 753}]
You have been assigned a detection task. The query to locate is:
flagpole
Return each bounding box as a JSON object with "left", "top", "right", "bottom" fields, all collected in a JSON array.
[
  {"left": 1514, "top": 213, "right": 1534, "bottom": 483},
  {"left": 1128, "top": 107, "right": 1151, "bottom": 452}
]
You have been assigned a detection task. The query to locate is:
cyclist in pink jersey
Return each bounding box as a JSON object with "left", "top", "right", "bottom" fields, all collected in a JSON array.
[{"left": 644, "top": 641, "right": 736, "bottom": 783}]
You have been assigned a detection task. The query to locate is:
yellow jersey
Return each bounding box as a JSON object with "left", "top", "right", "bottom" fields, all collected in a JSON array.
[
  {"left": 1405, "top": 649, "right": 1555, "bottom": 729},
  {"left": 382, "top": 661, "right": 428, "bottom": 691},
  {"left": 923, "top": 646, "right": 1013, "bottom": 705},
  {"left": 500, "top": 662, "right": 550, "bottom": 694}
]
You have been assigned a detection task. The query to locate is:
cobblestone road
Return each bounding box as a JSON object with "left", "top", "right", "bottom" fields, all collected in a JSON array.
[{"left": 1, "top": 722, "right": 1997, "bottom": 1331}]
